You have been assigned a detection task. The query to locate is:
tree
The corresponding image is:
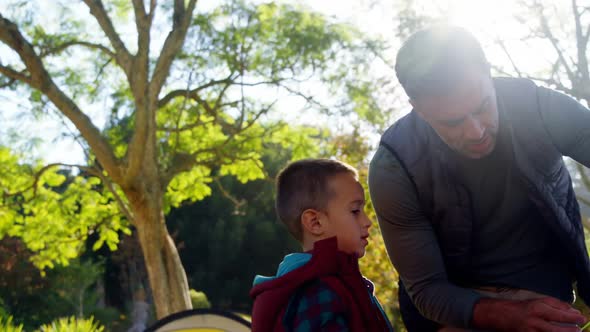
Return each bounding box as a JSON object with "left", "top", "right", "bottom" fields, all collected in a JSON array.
[
  {"left": 167, "top": 141, "right": 300, "bottom": 312},
  {"left": 0, "top": 0, "right": 386, "bottom": 317}
]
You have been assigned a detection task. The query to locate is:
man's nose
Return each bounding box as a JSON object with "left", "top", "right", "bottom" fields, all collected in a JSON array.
[{"left": 464, "top": 116, "right": 485, "bottom": 140}]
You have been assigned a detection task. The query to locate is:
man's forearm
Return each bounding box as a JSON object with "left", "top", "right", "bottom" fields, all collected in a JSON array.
[{"left": 471, "top": 297, "right": 518, "bottom": 330}]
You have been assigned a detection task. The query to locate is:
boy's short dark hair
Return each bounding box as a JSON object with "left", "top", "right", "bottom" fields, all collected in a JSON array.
[
  {"left": 275, "top": 158, "right": 358, "bottom": 242},
  {"left": 395, "top": 25, "right": 490, "bottom": 101}
]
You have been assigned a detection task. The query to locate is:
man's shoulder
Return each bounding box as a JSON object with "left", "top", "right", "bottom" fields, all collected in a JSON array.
[
  {"left": 370, "top": 145, "right": 401, "bottom": 168},
  {"left": 381, "top": 111, "right": 417, "bottom": 137},
  {"left": 493, "top": 76, "right": 538, "bottom": 97},
  {"left": 493, "top": 76, "right": 536, "bottom": 85}
]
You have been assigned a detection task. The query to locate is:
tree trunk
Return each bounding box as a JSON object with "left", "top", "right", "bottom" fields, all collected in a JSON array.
[{"left": 132, "top": 198, "right": 192, "bottom": 319}]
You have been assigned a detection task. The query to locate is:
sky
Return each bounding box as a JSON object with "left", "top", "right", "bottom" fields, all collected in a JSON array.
[{"left": 0, "top": 0, "right": 566, "bottom": 165}]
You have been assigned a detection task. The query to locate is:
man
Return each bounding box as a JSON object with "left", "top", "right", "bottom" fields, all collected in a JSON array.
[{"left": 368, "top": 25, "right": 590, "bottom": 331}]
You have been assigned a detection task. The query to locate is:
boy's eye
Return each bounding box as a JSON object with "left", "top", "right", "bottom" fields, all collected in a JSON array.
[{"left": 351, "top": 209, "right": 361, "bottom": 215}]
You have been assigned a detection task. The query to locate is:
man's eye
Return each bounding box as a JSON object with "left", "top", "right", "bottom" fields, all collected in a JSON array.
[
  {"left": 473, "top": 99, "right": 491, "bottom": 115},
  {"left": 475, "top": 102, "right": 490, "bottom": 115},
  {"left": 443, "top": 119, "right": 464, "bottom": 127},
  {"left": 351, "top": 210, "right": 360, "bottom": 215}
]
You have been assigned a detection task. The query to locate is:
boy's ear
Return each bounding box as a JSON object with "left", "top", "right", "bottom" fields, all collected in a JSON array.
[{"left": 301, "top": 209, "right": 324, "bottom": 236}]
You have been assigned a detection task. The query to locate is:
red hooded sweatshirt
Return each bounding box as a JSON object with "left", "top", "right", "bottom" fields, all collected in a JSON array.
[{"left": 249, "top": 237, "right": 392, "bottom": 332}]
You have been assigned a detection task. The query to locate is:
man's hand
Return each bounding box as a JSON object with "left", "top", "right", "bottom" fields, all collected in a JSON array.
[{"left": 472, "top": 296, "right": 587, "bottom": 331}]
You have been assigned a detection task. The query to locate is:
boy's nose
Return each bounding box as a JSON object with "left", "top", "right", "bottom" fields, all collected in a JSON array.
[{"left": 362, "top": 213, "right": 372, "bottom": 228}]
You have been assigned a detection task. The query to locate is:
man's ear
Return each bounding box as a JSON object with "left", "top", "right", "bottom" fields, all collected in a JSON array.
[{"left": 301, "top": 209, "right": 324, "bottom": 236}]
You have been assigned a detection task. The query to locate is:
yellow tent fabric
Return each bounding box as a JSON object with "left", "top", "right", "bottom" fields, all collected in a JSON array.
[{"left": 146, "top": 309, "right": 251, "bottom": 332}]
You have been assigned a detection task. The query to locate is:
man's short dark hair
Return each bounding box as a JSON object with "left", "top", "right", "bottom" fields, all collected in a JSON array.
[
  {"left": 395, "top": 25, "right": 490, "bottom": 100},
  {"left": 275, "top": 158, "right": 358, "bottom": 242}
]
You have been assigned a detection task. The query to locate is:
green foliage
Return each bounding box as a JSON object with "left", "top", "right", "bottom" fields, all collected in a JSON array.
[
  {"left": 36, "top": 316, "right": 104, "bottom": 332},
  {"left": 166, "top": 165, "right": 213, "bottom": 212},
  {"left": 189, "top": 290, "right": 211, "bottom": 309},
  {"left": 50, "top": 260, "right": 104, "bottom": 317},
  {"left": 0, "top": 240, "right": 116, "bottom": 331},
  {"left": 0, "top": 316, "right": 24, "bottom": 332},
  {"left": 0, "top": 147, "right": 130, "bottom": 271},
  {"left": 0, "top": 0, "right": 391, "bottom": 317},
  {"left": 268, "top": 125, "right": 323, "bottom": 161},
  {"left": 0, "top": 298, "right": 9, "bottom": 319},
  {"left": 168, "top": 143, "right": 301, "bottom": 311}
]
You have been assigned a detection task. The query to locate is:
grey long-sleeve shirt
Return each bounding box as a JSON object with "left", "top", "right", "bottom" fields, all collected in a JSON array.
[{"left": 368, "top": 84, "right": 590, "bottom": 327}]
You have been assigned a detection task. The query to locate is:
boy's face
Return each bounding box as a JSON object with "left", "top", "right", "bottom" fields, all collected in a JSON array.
[{"left": 321, "top": 173, "right": 372, "bottom": 258}]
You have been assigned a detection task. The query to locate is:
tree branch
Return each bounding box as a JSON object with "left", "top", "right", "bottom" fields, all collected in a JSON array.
[
  {"left": 0, "top": 64, "right": 32, "bottom": 85},
  {"left": 94, "top": 166, "right": 135, "bottom": 224},
  {"left": 125, "top": 0, "right": 152, "bottom": 189},
  {"left": 538, "top": 8, "right": 576, "bottom": 82},
  {"left": 584, "top": 24, "right": 590, "bottom": 49},
  {"left": 3, "top": 163, "right": 91, "bottom": 199},
  {"left": 161, "top": 152, "right": 197, "bottom": 189},
  {"left": 496, "top": 39, "right": 523, "bottom": 77},
  {"left": 240, "top": 100, "right": 277, "bottom": 133},
  {"left": 156, "top": 117, "right": 216, "bottom": 133},
  {"left": 0, "top": 15, "right": 124, "bottom": 183},
  {"left": 158, "top": 75, "right": 235, "bottom": 108},
  {"left": 149, "top": 0, "right": 157, "bottom": 20},
  {"left": 191, "top": 93, "right": 234, "bottom": 133},
  {"left": 132, "top": 0, "right": 147, "bottom": 20},
  {"left": 39, "top": 40, "right": 116, "bottom": 59},
  {"left": 131, "top": 0, "right": 151, "bottom": 88},
  {"left": 572, "top": 0, "right": 590, "bottom": 82},
  {"left": 214, "top": 177, "right": 246, "bottom": 214},
  {"left": 82, "top": 0, "right": 133, "bottom": 76},
  {"left": 527, "top": 75, "right": 578, "bottom": 96},
  {"left": 126, "top": 0, "right": 197, "bottom": 184},
  {"left": 279, "top": 83, "right": 331, "bottom": 113},
  {"left": 149, "top": 0, "right": 197, "bottom": 98},
  {"left": 160, "top": 99, "right": 275, "bottom": 186}
]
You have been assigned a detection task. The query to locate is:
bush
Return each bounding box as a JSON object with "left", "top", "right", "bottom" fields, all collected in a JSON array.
[
  {"left": 0, "top": 316, "right": 24, "bottom": 332},
  {"left": 189, "top": 289, "right": 211, "bottom": 309},
  {"left": 0, "top": 297, "right": 9, "bottom": 320},
  {"left": 36, "top": 316, "right": 104, "bottom": 332}
]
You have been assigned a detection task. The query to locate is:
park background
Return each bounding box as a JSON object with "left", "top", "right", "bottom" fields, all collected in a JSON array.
[{"left": 0, "top": 0, "right": 589, "bottom": 331}]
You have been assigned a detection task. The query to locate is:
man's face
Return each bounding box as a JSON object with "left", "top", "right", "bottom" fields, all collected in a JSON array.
[{"left": 412, "top": 66, "right": 499, "bottom": 159}]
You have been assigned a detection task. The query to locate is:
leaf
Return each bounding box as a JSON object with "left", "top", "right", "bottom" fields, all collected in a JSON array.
[{"left": 219, "top": 158, "right": 265, "bottom": 183}]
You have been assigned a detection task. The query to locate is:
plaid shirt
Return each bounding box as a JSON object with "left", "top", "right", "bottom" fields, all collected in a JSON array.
[{"left": 286, "top": 279, "right": 349, "bottom": 332}]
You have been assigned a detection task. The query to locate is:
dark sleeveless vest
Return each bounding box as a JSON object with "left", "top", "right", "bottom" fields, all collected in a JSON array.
[{"left": 380, "top": 77, "right": 590, "bottom": 331}]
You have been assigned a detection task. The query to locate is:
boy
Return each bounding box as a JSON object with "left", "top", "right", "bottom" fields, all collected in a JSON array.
[{"left": 250, "top": 158, "right": 393, "bottom": 332}]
